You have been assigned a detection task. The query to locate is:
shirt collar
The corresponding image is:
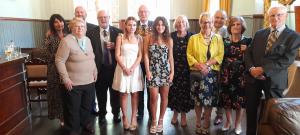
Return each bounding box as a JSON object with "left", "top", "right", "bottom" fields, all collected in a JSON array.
[
  {"left": 270, "top": 25, "right": 285, "bottom": 37},
  {"left": 100, "top": 27, "right": 109, "bottom": 33},
  {"left": 140, "top": 20, "right": 148, "bottom": 26}
]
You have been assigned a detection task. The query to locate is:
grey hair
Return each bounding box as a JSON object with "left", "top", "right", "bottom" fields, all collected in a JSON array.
[
  {"left": 173, "top": 15, "right": 190, "bottom": 30},
  {"left": 267, "top": 4, "right": 288, "bottom": 15}
]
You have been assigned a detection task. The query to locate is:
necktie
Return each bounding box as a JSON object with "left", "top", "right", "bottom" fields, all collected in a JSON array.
[
  {"left": 265, "top": 30, "right": 278, "bottom": 53},
  {"left": 103, "top": 30, "right": 108, "bottom": 37},
  {"left": 103, "top": 30, "right": 111, "bottom": 65}
]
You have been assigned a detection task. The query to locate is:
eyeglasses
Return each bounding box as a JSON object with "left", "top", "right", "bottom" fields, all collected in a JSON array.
[{"left": 269, "top": 13, "right": 285, "bottom": 18}]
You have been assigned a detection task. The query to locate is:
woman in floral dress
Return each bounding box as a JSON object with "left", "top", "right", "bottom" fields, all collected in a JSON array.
[
  {"left": 43, "top": 14, "right": 68, "bottom": 126},
  {"left": 168, "top": 15, "right": 194, "bottom": 127},
  {"left": 144, "top": 16, "right": 174, "bottom": 134},
  {"left": 219, "top": 16, "right": 252, "bottom": 134}
]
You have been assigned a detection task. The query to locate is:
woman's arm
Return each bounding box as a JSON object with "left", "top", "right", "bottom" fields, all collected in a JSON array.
[
  {"left": 168, "top": 38, "right": 174, "bottom": 82},
  {"left": 55, "top": 38, "right": 73, "bottom": 90},
  {"left": 143, "top": 35, "right": 152, "bottom": 80}
]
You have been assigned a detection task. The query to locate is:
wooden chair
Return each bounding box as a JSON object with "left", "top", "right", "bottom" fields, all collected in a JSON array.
[{"left": 25, "top": 58, "right": 47, "bottom": 112}]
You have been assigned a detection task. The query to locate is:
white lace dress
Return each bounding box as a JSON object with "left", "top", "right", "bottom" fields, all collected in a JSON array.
[{"left": 112, "top": 43, "right": 144, "bottom": 93}]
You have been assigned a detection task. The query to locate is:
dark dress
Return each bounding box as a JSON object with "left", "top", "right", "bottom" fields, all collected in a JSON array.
[
  {"left": 168, "top": 31, "right": 194, "bottom": 113},
  {"left": 43, "top": 34, "right": 65, "bottom": 120},
  {"left": 219, "top": 36, "right": 252, "bottom": 109}
]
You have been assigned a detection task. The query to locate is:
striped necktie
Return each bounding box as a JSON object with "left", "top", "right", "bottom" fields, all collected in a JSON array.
[{"left": 265, "top": 29, "right": 278, "bottom": 53}]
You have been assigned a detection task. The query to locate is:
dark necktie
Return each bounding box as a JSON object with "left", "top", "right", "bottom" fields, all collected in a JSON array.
[
  {"left": 265, "top": 29, "right": 278, "bottom": 53},
  {"left": 142, "top": 24, "right": 146, "bottom": 35},
  {"left": 103, "top": 30, "right": 111, "bottom": 65}
]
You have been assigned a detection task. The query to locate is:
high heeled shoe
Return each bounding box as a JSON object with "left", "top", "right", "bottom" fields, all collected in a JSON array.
[
  {"left": 234, "top": 124, "right": 242, "bottom": 134},
  {"left": 129, "top": 124, "right": 137, "bottom": 131},
  {"left": 221, "top": 122, "right": 231, "bottom": 131},
  {"left": 149, "top": 120, "right": 157, "bottom": 134},
  {"left": 156, "top": 119, "right": 163, "bottom": 133}
]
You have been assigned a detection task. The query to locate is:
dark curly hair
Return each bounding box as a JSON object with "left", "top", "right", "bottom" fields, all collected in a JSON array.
[
  {"left": 152, "top": 16, "right": 170, "bottom": 43},
  {"left": 227, "top": 16, "right": 247, "bottom": 35},
  {"left": 49, "top": 14, "right": 68, "bottom": 36}
]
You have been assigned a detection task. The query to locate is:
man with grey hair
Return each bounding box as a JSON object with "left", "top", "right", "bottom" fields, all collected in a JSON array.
[
  {"left": 136, "top": 4, "right": 154, "bottom": 121},
  {"left": 245, "top": 4, "right": 300, "bottom": 135},
  {"left": 86, "top": 10, "right": 122, "bottom": 124},
  {"left": 212, "top": 9, "right": 228, "bottom": 126},
  {"left": 74, "top": 6, "right": 97, "bottom": 31}
]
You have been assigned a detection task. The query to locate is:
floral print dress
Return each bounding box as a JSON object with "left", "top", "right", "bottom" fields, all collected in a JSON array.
[
  {"left": 219, "top": 36, "right": 252, "bottom": 109},
  {"left": 147, "top": 44, "right": 171, "bottom": 88},
  {"left": 168, "top": 31, "right": 194, "bottom": 112}
]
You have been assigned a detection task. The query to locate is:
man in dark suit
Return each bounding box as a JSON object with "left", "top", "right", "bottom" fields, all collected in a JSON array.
[
  {"left": 86, "top": 10, "right": 122, "bottom": 124},
  {"left": 136, "top": 5, "right": 154, "bottom": 121},
  {"left": 245, "top": 5, "right": 300, "bottom": 135},
  {"left": 74, "top": 6, "right": 97, "bottom": 32}
]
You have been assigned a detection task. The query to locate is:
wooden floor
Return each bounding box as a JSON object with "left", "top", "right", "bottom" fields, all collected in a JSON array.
[{"left": 23, "top": 92, "right": 247, "bottom": 135}]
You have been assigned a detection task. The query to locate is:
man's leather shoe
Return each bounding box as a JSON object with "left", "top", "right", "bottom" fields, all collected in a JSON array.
[
  {"left": 98, "top": 116, "right": 106, "bottom": 125},
  {"left": 113, "top": 115, "right": 121, "bottom": 123},
  {"left": 84, "top": 123, "right": 95, "bottom": 134}
]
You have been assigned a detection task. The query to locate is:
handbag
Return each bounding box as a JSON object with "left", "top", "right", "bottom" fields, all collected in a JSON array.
[{"left": 190, "top": 70, "right": 205, "bottom": 81}]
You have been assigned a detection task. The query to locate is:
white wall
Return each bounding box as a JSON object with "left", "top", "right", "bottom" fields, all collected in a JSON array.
[
  {"left": 0, "top": 0, "right": 74, "bottom": 20},
  {"left": 232, "top": 0, "right": 263, "bottom": 16},
  {"left": 170, "top": 0, "right": 201, "bottom": 19}
]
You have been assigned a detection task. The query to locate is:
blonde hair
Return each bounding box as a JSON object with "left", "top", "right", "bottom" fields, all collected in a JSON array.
[
  {"left": 199, "top": 12, "right": 212, "bottom": 24},
  {"left": 173, "top": 15, "right": 190, "bottom": 30},
  {"left": 68, "top": 17, "right": 86, "bottom": 30}
]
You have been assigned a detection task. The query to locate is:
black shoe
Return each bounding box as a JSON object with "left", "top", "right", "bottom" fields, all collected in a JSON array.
[
  {"left": 98, "top": 116, "right": 106, "bottom": 125},
  {"left": 91, "top": 110, "right": 99, "bottom": 116},
  {"left": 113, "top": 115, "right": 121, "bottom": 123},
  {"left": 84, "top": 123, "right": 95, "bottom": 134}
]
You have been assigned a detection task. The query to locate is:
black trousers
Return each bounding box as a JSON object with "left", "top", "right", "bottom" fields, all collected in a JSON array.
[
  {"left": 245, "top": 76, "right": 283, "bottom": 135},
  {"left": 138, "top": 63, "right": 150, "bottom": 116},
  {"left": 62, "top": 83, "right": 95, "bottom": 134},
  {"left": 95, "top": 65, "right": 120, "bottom": 117}
]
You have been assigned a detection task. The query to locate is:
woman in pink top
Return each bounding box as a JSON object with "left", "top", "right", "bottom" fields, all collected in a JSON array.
[{"left": 55, "top": 17, "right": 97, "bottom": 135}]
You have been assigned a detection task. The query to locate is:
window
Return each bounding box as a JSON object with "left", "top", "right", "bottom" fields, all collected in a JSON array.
[{"left": 209, "top": 0, "right": 220, "bottom": 15}]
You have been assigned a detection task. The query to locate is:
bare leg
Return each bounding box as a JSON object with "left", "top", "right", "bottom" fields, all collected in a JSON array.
[
  {"left": 181, "top": 113, "right": 187, "bottom": 127},
  {"left": 158, "top": 86, "right": 170, "bottom": 123},
  {"left": 171, "top": 111, "right": 178, "bottom": 124},
  {"left": 195, "top": 105, "right": 203, "bottom": 128},
  {"left": 235, "top": 108, "right": 244, "bottom": 128},
  {"left": 120, "top": 93, "right": 129, "bottom": 129},
  {"left": 203, "top": 107, "right": 212, "bottom": 129},
  {"left": 150, "top": 87, "right": 159, "bottom": 122},
  {"left": 224, "top": 108, "right": 232, "bottom": 129},
  {"left": 130, "top": 92, "right": 138, "bottom": 130}
]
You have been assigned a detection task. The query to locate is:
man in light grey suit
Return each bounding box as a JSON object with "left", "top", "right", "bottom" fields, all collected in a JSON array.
[{"left": 245, "top": 5, "right": 300, "bottom": 135}]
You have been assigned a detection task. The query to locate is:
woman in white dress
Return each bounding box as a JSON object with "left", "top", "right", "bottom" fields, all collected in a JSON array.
[{"left": 112, "top": 16, "right": 143, "bottom": 131}]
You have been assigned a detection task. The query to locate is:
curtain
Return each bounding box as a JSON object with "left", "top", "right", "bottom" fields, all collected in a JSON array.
[
  {"left": 201, "top": 0, "right": 210, "bottom": 12},
  {"left": 263, "top": 0, "right": 271, "bottom": 28},
  {"left": 219, "top": 0, "right": 232, "bottom": 16}
]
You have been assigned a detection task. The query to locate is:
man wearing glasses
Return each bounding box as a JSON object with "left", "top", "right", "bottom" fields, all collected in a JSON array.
[{"left": 245, "top": 4, "right": 300, "bottom": 135}]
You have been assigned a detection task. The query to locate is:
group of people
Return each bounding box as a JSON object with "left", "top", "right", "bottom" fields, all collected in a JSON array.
[{"left": 42, "top": 3, "right": 300, "bottom": 135}]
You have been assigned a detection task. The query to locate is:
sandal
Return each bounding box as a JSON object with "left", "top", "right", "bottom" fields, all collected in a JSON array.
[
  {"left": 195, "top": 126, "right": 202, "bottom": 134},
  {"left": 129, "top": 124, "right": 137, "bottom": 131},
  {"left": 201, "top": 127, "right": 209, "bottom": 135},
  {"left": 156, "top": 119, "right": 163, "bottom": 133},
  {"left": 149, "top": 120, "right": 157, "bottom": 134}
]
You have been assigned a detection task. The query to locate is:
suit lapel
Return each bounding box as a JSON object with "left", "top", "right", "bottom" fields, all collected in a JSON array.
[{"left": 270, "top": 27, "right": 291, "bottom": 50}]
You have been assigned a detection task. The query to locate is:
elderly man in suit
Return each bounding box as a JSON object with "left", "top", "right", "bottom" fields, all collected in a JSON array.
[
  {"left": 245, "top": 5, "right": 300, "bottom": 135},
  {"left": 74, "top": 6, "right": 97, "bottom": 31},
  {"left": 136, "top": 4, "right": 154, "bottom": 121},
  {"left": 86, "top": 10, "right": 122, "bottom": 124}
]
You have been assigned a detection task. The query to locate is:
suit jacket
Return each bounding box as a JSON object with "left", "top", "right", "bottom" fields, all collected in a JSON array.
[
  {"left": 86, "top": 25, "right": 122, "bottom": 73},
  {"left": 86, "top": 22, "right": 97, "bottom": 32},
  {"left": 245, "top": 26, "right": 300, "bottom": 89}
]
